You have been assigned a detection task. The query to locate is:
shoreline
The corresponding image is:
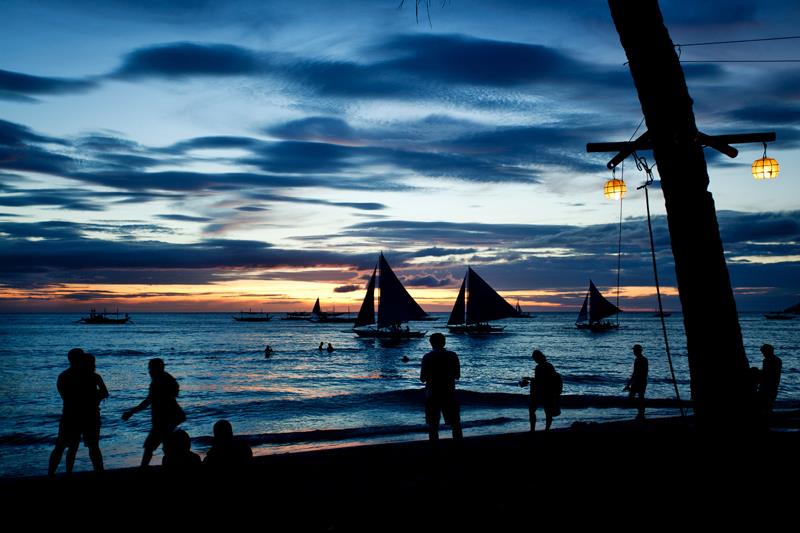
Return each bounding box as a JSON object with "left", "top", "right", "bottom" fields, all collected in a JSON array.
[{"left": 4, "top": 411, "right": 799, "bottom": 527}]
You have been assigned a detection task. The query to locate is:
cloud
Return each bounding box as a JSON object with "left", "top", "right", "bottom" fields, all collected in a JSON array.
[
  {"left": 727, "top": 104, "right": 800, "bottom": 126},
  {"left": 157, "top": 214, "right": 213, "bottom": 223},
  {"left": 333, "top": 284, "right": 361, "bottom": 293},
  {"left": 403, "top": 275, "right": 454, "bottom": 288},
  {"left": 111, "top": 42, "right": 264, "bottom": 79},
  {"left": 0, "top": 69, "right": 97, "bottom": 101}
]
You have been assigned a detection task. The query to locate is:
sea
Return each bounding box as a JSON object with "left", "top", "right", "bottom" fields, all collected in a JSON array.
[{"left": 0, "top": 311, "right": 797, "bottom": 478}]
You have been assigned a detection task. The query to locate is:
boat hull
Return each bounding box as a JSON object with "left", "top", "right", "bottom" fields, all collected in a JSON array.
[
  {"left": 353, "top": 328, "right": 426, "bottom": 339},
  {"left": 576, "top": 321, "right": 618, "bottom": 332},
  {"left": 79, "top": 317, "right": 130, "bottom": 324},
  {"left": 447, "top": 324, "right": 505, "bottom": 334}
]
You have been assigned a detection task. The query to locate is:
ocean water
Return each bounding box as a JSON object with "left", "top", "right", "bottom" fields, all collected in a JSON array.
[{"left": 0, "top": 312, "right": 797, "bottom": 477}]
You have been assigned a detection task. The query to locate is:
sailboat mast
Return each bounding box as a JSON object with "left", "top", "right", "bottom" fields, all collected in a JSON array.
[{"left": 464, "top": 267, "right": 469, "bottom": 325}]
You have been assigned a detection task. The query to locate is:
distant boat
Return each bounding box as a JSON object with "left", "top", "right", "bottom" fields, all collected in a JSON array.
[
  {"left": 446, "top": 267, "right": 517, "bottom": 334},
  {"left": 352, "top": 253, "right": 428, "bottom": 339},
  {"left": 309, "top": 298, "right": 356, "bottom": 323},
  {"left": 576, "top": 281, "right": 621, "bottom": 332},
  {"left": 78, "top": 308, "right": 131, "bottom": 324},
  {"left": 282, "top": 311, "right": 311, "bottom": 321},
  {"left": 513, "top": 300, "right": 533, "bottom": 319},
  {"left": 765, "top": 312, "right": 794, "bottom": 320},
  {"left": 233, "top": 309, "right": 272, "bottom": 322}
]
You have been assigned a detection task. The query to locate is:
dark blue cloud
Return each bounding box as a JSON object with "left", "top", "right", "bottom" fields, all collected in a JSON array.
[
  {"left": 403, "top": 275, "right": 454, "bottom": 288},
  {"left": 157, "top": 214, "right": 213, "bottom": 223},
  {"left": 378, "top": 34, "right": 589, "bottom": 88},
  {"left": 0, "top": 68, "right": 97, "bottom": 101},
  {"left": 728, "top": 104, "right": 800, "bottom": 125},
  {"left": 112, "top": 42, "right": 264, "bottom": 79}
]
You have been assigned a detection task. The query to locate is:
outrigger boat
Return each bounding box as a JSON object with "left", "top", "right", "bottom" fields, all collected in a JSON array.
[
  {"left": 233, "top": 309, "right": 272, "bottom": 322},
  {"left": 352, "top": 253, "right": 428, "bottom": 339},
  {"left": 446, "top": 267, "right": 517, "bottom": 334},
  {"left": 575, "top": 280, "right": 621, "bottom": 332},
  {"left": 78, "top": 308, "right": 131, "bottom": 324}
]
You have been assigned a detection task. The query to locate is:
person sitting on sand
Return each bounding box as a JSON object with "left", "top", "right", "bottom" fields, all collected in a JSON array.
[
  {"left": 327, "top": 343, "right": 335, "bottom": 353},
  {"left": 623, "top": 344, "right": 648, "bottom": 420},
  {"left": 420, "top": 333, "right": 462, "bottom": 442},
  {"left": 122, "top": 358, "right": 186, "bottom": 467},
  {"left": 203, "top": 420, "right": 253, "bottom": 471},
  {"left": 520, "top": 350, "right": 562, "bottom": 432},
  {"left": 162, "top": 429, "right": 201, "bottom": 474}
]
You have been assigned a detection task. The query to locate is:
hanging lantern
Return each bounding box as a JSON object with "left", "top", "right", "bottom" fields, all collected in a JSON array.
[
  {"left": 752, "top": 143, "right": 779, "bottom": 180},
  {"left": 604, "top": 178, "right": 627, "bottom": 200}
]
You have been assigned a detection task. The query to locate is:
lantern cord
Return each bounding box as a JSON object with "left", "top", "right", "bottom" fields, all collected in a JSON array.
[
  {"left": 633, "top": 154, "right": 687, "bottom": 420},
  {"left": 675, "top": 35, "right": 800, "bottom": 47}
]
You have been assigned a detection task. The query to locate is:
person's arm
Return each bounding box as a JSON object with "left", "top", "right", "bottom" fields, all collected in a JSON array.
[
  {"left": 420, "top": 357, "right": 428, "bottom": 383},
  {"left": 96, "top": 374, "right": 109, "bottom": 402},
  {"left": 454, "top": 354, "right": 460, "bottom": 381},
  {"left": 122, "top": 394, "right": 151, "bottom": 420}
]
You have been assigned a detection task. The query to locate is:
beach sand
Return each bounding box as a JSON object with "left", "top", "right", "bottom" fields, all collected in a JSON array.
[{"left": 3, "top": 413, "right": 798, "bottom": 530}]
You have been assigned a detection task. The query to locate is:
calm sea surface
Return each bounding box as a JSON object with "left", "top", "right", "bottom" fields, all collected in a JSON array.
[{"left": 0, "top": 312, "right": 797, "bottom": 477}]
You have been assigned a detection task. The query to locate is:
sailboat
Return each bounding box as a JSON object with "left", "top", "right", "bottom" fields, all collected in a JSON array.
[
  {"left": 309, "top": 298, "right": 356, "bottom": 323},
  {"left": 233, "top": 308, "right": 272, "bottom": 322},
  {"left": 513, "top": 300, "right": 533, "bottom": 318},
  {"left": 446, "top": 267, "right": 518, "bottom": 334},
  {"left": 352, "top": 253, "right": 428, "bottom": 339},
  {"left": 575, "top": 280, "right": 621, "bottom": 331}
]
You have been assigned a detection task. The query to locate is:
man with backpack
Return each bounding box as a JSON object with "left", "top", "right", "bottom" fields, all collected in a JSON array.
[{"left": 520, "top": 349, "right": 562, "bottom": 432}]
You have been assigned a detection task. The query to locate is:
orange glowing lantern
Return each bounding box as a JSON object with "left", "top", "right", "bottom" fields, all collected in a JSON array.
[
  {"left": 752, "top": 156, "right": 779, "bottom": 180},
  {"left": 603, "top": 178, "right": 627, "bottom": 200}
]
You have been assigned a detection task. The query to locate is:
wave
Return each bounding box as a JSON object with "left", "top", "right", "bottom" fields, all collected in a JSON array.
[
  {"left": 0, "top": 431, "right": 53, "bottom": 446},
  {"left": 192, "top": 417, "right": 516, "bottom": 447}
]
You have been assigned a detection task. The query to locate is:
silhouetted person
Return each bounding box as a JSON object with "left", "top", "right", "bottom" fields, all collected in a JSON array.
[
  {"left": 623, "top": 344, "right": 648, "bottom": 420},
  {"left": 420, "top": 333, "right": 462, "bottom": 442},
  {"left": 203, "top": 420, "right": 253, "bottom": 471},
  {"left": 521, "top": 350, "right": 561, "bottom": 432},
  {"left": 401, "top": 355, "right": 410, "bottom": 363},
  {"left": 327, "top": 343, "right": 335, "bottom": 353},
  {"left": 162, "top": 429, "right": 201, "bottom": 474},
  {"left": 264, "top": 345, "right": 273, "bottom": 358},
  {"left": 758, "top": 343, "right": 782, "bottom": 420},
  {"left": 122, "top": 358, "right": 186, "bottom": 467},
  {"left": 48, "top": 348, "right": 107, "bottom": 476},
  {"left": 319, "top": 342, "right": 324, "bottom": 351}
]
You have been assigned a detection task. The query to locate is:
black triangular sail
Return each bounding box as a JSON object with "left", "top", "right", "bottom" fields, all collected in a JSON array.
[
  {"left": 447, "top": 276, "right": 467, "bottom": 325},
  {"left": 376, "top": 253, "right": 428, "bottom": 328},
  {"left": 588, "top": 280, "right": 621, "bottom": 323},
  {"left": 465, "top": 267, "right": 518, "bottom": 324},
  {"left": 576, "top": 292, "right": 589, "bottom": 324},
  {"left": 354, "top": 266, "right": 377, "bottom": 327},
  {"left": 311, "top": 298, "right": 321, "bottom": 315}
]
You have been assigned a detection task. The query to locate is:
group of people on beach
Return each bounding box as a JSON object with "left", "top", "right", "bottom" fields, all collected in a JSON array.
[
  {"left": 419, "top": 334, "right": 783, "bottom": 442},
  {"left": 49, "top": 354, "right": 252, "bottom": 477},
  {"left": 49, "top": 336, "right": 782, "bottom": 475}
]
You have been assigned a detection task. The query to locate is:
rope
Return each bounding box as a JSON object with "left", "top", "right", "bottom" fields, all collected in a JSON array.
[
  {"left": 634, "top": 154, "right": 686, "bottom": 419},
  {"left": 674, "top": 35, "right": 800, "bottom": 47}
]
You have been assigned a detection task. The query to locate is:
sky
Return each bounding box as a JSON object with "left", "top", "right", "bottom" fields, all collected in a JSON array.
[{"left": 1, "top": 0, "right": 799, "bottom": 313}]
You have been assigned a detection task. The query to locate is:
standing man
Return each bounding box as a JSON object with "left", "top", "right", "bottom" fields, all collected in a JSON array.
[
  {"left": 624, "top": 344, "right": 649, "bottom": 421},
  {"left": 758, "top": 343, "right": 782, "bottom": 420},
  {"left": 420, "top": 333, "right": 462, "bottom": 442},
  {"left": 122, "top": 358, "right": 186, "bottom": 466},
  {"left": 521, "top": 350, "right": 562, "bottom": 432},
  {"left": 48, "top": 348, "right": 106, "bottom": 476}
]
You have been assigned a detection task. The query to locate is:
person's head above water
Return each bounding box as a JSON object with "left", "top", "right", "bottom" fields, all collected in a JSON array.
[
  {"left": 532, "top": 349, "right": 546, "bottom": 364},
  {"left": 429, "top": 332, "right": 446, "bottom": 349}
]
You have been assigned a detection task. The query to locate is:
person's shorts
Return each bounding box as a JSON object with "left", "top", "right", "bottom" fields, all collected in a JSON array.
[
  {"left": 55, "top": 416, "right": 81, "bottom": 448},
  {"left": 425, "top": 395, "right": 460, "bottom": 426},
  {"left": 530, "top": 399, "right": 561, "bottom": 418}
]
